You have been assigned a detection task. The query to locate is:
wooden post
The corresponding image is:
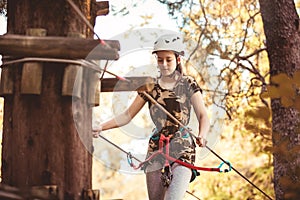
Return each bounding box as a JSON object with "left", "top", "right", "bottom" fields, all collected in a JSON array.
[{"left": 1, "top": 1, "right": 99, "bottom": 199}]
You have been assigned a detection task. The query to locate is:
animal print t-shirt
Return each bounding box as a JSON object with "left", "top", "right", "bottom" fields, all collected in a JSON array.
[{"left": 138, "top": 75, "right": 202, "bottom": 168}]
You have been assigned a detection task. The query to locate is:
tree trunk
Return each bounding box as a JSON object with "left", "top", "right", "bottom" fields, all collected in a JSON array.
[
  {"left": 258, "top": 0, "right": 300, "bottom": 199},
  {"left": 1, "top": 0, "right": 96, "bottom": 199}
]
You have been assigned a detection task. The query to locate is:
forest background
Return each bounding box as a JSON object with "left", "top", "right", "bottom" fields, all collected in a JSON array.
[{"left": 0, "top": 0, "right": 300, "bottom": 199}]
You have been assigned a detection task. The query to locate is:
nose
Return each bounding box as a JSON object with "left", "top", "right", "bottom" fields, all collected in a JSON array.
[{"left": 160, "top": 59, "right": 168, "bottom": 66}]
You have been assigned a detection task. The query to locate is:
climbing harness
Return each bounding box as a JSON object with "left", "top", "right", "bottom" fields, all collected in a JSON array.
[
  {"left": 126, "top": 132, "right": 230, "bottom": 187},
  {"left": 126, "top": 133, "right": 228, "bottom": 173},
  {"left": 100, "top": 133, "right": 229, "bottom": 187}
]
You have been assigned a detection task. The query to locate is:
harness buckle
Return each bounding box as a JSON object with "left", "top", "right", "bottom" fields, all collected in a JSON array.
[{"left": 161, "top": 166, "right": 173, "bottom": 187}]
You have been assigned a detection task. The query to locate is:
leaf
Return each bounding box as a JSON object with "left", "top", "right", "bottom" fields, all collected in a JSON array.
[
  {"left": 272, "top": 73, "right": 295, "bottom": 98},
  {"left": 271, "top": 73, "right": 291, "bottom": 85},
  {"left": 261, "top": 85, "right": 281, "bottom": 99}
]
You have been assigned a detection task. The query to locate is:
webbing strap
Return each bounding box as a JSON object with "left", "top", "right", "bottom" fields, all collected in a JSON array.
[{"left": 127, "top": 134, "right": 228, "bottom": 172}]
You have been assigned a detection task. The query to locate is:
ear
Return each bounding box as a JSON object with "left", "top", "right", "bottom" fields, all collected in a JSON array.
[{"left": 177, "top": 56, "right": 181, "bottom": 64}]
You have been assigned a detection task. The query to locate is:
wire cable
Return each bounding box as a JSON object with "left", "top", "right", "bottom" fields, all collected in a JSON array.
[{"left": 1, "top": 57, "right": 129, "bottom": 82}]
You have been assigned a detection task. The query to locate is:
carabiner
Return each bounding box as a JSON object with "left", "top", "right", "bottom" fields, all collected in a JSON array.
[{"left": 217, "top": 161, "right": 232, "bottom": 173}]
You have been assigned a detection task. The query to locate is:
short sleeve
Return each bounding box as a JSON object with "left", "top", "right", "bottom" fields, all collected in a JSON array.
[
  {"left": 186, "top": 76, "right": 202, "bottom": 97},
  {"left": 137, "top": 91, "right": 149, "bottom": 102}
]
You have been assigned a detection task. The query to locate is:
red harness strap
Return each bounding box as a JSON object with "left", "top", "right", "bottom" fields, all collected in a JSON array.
[{"left": 128, "top": 134, "right": 221, "bottom": 172}]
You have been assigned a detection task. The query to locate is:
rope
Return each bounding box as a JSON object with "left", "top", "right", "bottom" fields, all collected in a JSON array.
[
  {"left": 1, "top": 57, "right": 130, "bottom": 83},
  {"left": 66, "top": 0, "right": 107, "bottom": 46},
  {"left": 66, "top": 0, "right": 120, "bottom": 82},
  {"left": 98, "top": 134, "right": 142, "bottom": 163}
]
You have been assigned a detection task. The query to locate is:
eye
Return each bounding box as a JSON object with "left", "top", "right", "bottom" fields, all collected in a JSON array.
[{"left": 157, "top": 59, "right": 163, "bottom": 63}]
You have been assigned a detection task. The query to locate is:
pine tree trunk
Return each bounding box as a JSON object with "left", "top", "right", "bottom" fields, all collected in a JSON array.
[
  {"left": 258, "top": 0, "right": 300, "bottom": 199},
  {"left": 1, "top": 0, "right": 96, "bottom": 199}
]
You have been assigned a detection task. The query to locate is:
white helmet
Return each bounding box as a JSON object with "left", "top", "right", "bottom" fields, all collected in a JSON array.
[{"left": 152, "top": 34, "right": 185, "bottom": 56}]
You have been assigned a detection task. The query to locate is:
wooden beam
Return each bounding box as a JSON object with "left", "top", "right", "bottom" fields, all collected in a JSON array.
[
  {"left": 101, "top": 77, "right": 155, "bottom": 92},
  {"left": 0, "top": 34, "right": 120, "bottom": 60},
  {"left": 0, "top": 66, "right": 14, "bottom": 95}
]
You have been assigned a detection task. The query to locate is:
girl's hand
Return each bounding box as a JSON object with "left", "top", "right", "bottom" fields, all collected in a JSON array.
[
  {"left": 196, "top": 136, "right": 207, "bottom": 147},
  {"left": 92, "top": 126, "right": 102, "bottom": 138}
]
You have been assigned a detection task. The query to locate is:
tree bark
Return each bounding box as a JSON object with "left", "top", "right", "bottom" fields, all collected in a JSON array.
[
  {"left": 258, "top": 0, "right": 300, "bottom": 199},
  {"left": 1, "top": 0, "right": 99, "bottom": 199}
]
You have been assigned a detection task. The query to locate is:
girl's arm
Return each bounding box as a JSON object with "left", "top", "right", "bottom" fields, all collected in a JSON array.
[
  {"left": 191, "top": 91, "right": 210, "bottom": 146},
  {"left": 93, "top": 94, "right": 146, "bottom": 135}
]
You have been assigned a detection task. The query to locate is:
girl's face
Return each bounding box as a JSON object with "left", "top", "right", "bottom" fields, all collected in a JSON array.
[{"left": 156, "top": 51, "right": 179, "bottom": 77}]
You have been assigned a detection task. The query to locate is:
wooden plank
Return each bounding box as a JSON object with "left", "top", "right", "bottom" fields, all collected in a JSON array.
[
  {"left": 0, "top": 34, "right": 120, "bottom": 60},
  {"left": 20, "top": 62, "right": 43, "bottom": 94},
  {"left": 62, "top": 65, "right": 83, "bottom": 97},
  {"left": 0, "top": 66, "right": 14, "bottom": 95},
  {"left": 101, "top": 77, "right": 155, "bottom": 92},
  {"left": 87, "top": 70, "right": 100, "bottom": 106},
  {"left": 21, "top": 28, "right": 46, "bottom": 94},
  {"left": 30, "top": 185, "right": 58, "bottom": 200},
  {"left": 62, "top": 32, "right": 85, "bottom": 97}
]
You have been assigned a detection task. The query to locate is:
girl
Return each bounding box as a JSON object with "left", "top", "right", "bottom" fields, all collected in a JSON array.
[{"left": 93, "top": 34, "right": 210, "bottom": 200}]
